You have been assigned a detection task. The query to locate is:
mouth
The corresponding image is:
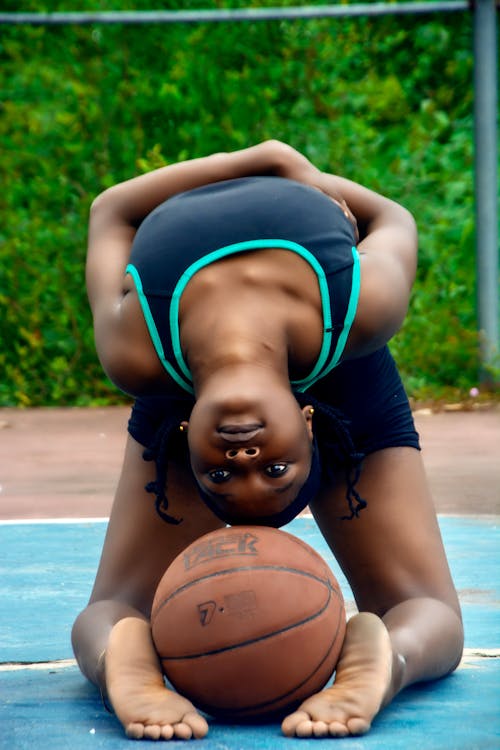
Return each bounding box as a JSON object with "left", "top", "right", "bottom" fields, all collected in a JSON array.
[{"left": 217, "top": 423, "right": 263, "bottom": 443}]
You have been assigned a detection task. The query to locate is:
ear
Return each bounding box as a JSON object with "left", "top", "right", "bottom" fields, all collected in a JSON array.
[{"left": 301, "top": 405, "right": 314, "bottom": 441}]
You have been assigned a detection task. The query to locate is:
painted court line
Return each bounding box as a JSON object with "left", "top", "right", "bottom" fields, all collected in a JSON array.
[
  {"left": 0, "top": 660, "right": 77, "bottom": 672},
  {"left": 0, "top": 517, "right": 110, "bottom": 525},
  {"left": 3, "top": 512, "right": 491, "bottom": 525},
  {"left": 1, "top": 649, "right": 498, "bottom": 673}
]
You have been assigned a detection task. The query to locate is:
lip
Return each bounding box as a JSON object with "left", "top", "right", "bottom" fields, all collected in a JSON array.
[{"left": 218, "top": 423, "right": 262, "bottom": 443}]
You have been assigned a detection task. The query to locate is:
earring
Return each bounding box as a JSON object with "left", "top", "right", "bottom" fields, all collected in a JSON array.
[
  {"left": 309, "top": 408, "right": 315, "bottom": 416},
  {"left": 179, "top": 424, "right": 185, "bottom": 432}
]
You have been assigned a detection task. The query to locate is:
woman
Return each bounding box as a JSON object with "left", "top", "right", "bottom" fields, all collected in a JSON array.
[{"left": 72, "top": 140, "right": 463, "bottom": 740}]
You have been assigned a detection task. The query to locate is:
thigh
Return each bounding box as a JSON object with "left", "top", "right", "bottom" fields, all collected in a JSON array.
[
  {"left": 310, "top": 446, "right": 460, "bottom": 617},
  {"left": 89, "top": 434, "right": 224, "bottom": 615}
]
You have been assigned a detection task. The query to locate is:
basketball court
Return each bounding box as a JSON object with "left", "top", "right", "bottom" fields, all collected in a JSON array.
[{"left": 1, "top": 405, "right": 499, "bottom": 748}]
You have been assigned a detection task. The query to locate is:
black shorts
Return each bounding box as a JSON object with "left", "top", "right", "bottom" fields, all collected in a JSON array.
[{"left": 128, "top": 345, "right": 420, "bottom": 457}]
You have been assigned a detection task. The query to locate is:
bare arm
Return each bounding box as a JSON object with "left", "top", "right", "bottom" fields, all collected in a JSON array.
[
  {"left": 271, "top": 143, "right": 418, "bottom": 348},
  {"left": 85, "top": 140, "right": 305, "bottom": 377},
  {"left": 86, "top": 139, "right": 417, "bottom": 373},
  {"left": 86, "top": 139, "right": 299, "bottom": 311},
  {"left": 319, "top": 172, "right": 418, "bottom": 348}
]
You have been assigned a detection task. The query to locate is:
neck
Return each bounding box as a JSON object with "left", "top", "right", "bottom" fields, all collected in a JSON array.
[
  {"left": 193, "top": 355, "right": 291, "bottom": 404},
  {"left": 188, "top": 324, "right": 290, "bottom": 397}
]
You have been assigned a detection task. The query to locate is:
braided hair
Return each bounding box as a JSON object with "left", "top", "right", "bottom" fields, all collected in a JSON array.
[
  {"left": 294, "top": 392, "right": 366, "bottom": 520},
  {"left": 141, "top": 401, "right": 191, "bottom": 525},
  {"left": 142, "top": 393, "right": 366, "bottom": 524}
]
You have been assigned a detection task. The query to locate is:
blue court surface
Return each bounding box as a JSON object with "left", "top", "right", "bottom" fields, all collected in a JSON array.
[{"left": 1, "top": 515, "right": 499, "bottom": 749}]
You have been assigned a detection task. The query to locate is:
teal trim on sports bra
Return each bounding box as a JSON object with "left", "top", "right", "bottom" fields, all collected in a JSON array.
[
  {"left": 169, "top": 240, "right": 335, "bottom": 394},
  {"left": 293, "top": 246, "right": 361, "bottom": 391},
  {"left": 127, "top": 242, "right": 359, "bottom": 395},
  {"left": 125, "top": 263, "right": 193, "bottom": 393}
]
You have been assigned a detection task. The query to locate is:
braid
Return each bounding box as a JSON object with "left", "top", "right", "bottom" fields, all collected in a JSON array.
[
  {"left": 295, "top": 393, "right": 366, "bottom": 519},
  {"left": 142, "top": 409, "right": 190, "bottom": 525}
]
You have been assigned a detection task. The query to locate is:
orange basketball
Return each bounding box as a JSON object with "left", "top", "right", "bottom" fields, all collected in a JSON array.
[{"left": 151, "top": 526, "right": 345, "bottom": 719}]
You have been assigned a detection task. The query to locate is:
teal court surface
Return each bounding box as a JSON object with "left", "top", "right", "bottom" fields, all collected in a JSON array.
[
  {"left": 1, "top": 514, "right": 499, "bottom": 750},
  {"left": 1, "top": 406, "right": 499, "bottom": 748}
]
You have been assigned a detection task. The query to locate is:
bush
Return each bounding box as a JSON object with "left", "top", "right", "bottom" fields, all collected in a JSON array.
[{"left": 0, "top": 1, "right": 483, "bottom": 405}]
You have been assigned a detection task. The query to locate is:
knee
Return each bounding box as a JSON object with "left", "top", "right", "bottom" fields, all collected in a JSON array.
[{"left": 383, "top": 597, "right": 464, "bottom": 677}]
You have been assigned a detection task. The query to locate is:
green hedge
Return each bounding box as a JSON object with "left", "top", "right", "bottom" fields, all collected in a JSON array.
[{"left": 0, "top": 1, "right": 483, "bottom": 405}]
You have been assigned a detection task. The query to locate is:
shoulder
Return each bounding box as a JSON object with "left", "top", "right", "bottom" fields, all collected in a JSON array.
[{"left": 94, "top": 290, "right": 177, "bottom": 397}]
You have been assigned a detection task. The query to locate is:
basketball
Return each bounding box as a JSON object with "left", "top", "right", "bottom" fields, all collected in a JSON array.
[{"left": 151, "top": 526, "right": 346, "bottom": 720}]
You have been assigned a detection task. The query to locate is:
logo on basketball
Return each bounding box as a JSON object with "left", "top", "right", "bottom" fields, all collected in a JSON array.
[
  {"left": 184, "top": 531, "right": 259, "bottom": 570},
  {"left": 197, "top": 590, "right": 257, "bottom": 626},
  {"left": 197, "top": 600, "right": 217, "bottom": 626}
]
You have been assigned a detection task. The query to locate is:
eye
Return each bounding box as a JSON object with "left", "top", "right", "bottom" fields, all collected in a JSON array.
[
  {"left": 208, "top": 468, "right": 231, "bottom": 484},
  {"left": 265, "top": 463, "right": 288, "bottom": 478}
]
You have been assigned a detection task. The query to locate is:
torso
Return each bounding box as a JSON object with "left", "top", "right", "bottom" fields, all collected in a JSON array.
[
  {"left": 116, "top": 177, "right": 369, "bottom": 394},
  {"left": 119, "top": 247, "right": 377, "bottom": 395},
  {"left": 178, "top": 249, "right": 325, "bottom": 381}
]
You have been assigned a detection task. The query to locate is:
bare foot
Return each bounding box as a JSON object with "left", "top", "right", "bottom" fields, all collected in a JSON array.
[
  {"left": 104, "top": 617, "right": 209, "bottom": 740},
  {"left": 281, "top": 612, "right": 397, "bottom": 738}
]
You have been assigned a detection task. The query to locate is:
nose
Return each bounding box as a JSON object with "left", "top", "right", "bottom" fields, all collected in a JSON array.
[{"left": 225, "top": 446, "right": 261, "bottom": 461}]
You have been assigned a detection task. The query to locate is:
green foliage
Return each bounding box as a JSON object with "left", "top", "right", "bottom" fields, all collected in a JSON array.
[{"left": 0, "top": 2, "right": 487, "bottom": 405}]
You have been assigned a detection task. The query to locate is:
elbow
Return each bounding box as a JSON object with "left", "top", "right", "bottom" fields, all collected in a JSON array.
[
  {"left": 403, "top": 206, "right": 418, "bottom": 245},
  {"left": 88, "top": 192, "right": 112, "bottom": 235},
  {"left": 394, "top": 203, "right": 418, "bottom": 250},
  {"left": 89, "top": 187, "right": 116, "bottom": 219}
]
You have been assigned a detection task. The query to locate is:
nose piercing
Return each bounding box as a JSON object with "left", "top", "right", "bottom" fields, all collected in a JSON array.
[{"left": 225, "top": 447, "right": 260, "bottom": 459}]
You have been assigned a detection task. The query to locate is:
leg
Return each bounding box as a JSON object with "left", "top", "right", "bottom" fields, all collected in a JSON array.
[
  {"left": 72, "top": 434, "right": 224, "bottom": 740},
  {"left": 282, "top": 447, "right": 464, "bottom": 738}
]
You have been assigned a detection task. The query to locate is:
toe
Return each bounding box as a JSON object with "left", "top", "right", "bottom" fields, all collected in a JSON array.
[
  {"left": 160, "top": 725, "right": 175, "bottom": 740},
  {"left": 296, "top": 719, "right": 314, "bottom": 737},
  {"left": 125, "top": 722, "right": 145, "bottom": 739},
  {"left": 173, "top": 722, "right": 193, "bottom": 740},
  {"left": 183, "top": 711, "right": 209, "bottom": 739},
  {"left": 328, "top": 721, "right": 349, "bottom": 737},
  {"left": 312, "top": 721, "right": 329, "bottom": 737},
  {"left": 143, "top": 725, "right": 162, "bottom": 740},
  {"left": 347, "top": 717, "right": 371, "bottom": 735},
  {"left": 281, "top": 710, "right": 310, "bottom": 736}
]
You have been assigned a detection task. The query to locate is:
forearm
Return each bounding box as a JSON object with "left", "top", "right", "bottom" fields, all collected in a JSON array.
[
  {"left": 312, "top": 172, "right": 415, "bottom": 240},
  {"left": 90, "top": 139, "right": 295, "bottom": 227},
  {"left": 85, "top": 139, "right": 303, "bottom": 310}
]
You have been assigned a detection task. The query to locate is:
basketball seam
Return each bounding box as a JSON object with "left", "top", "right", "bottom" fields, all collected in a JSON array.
[
  {"left": 164, "top": 602, "right": 345, "bottom": 716},
  {"left": 157, "top": 583, "right": 341, "bottom": 661},
  {"left": 197, "top": 620, "right": 344, "bottom": 716},
  {"left": 151, "top": 564, "right": 340, "bottom": 623}
]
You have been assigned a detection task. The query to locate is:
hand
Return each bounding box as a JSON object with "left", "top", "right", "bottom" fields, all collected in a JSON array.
[{"left": 268, "top": 141, "right": 359, "bottom": 242}]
